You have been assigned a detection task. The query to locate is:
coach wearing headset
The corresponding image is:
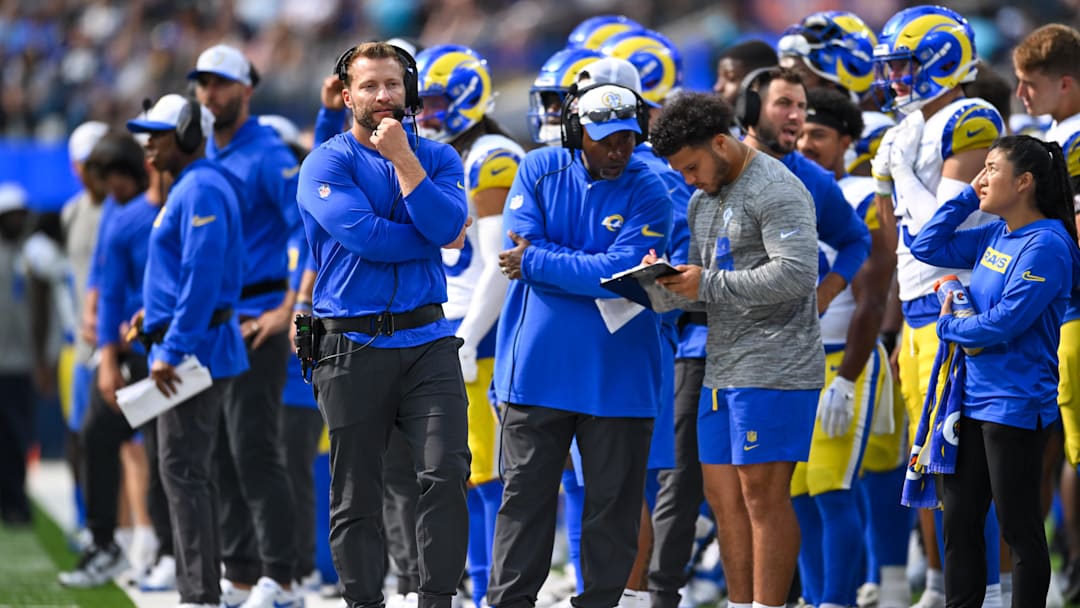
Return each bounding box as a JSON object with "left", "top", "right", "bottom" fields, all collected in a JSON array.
[
  {"left": 126, "top": 94, "right": 248, "bottom": 608},
  {"left": 488, "top": 82, "right": 672, "bottom": 608},
  {"left": 296, "top": 41, "right": 471, "bottom": 608}
]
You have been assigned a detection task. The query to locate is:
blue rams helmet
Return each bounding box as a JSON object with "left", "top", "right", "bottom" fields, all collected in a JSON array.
[
  {"left": 599, "top": 29, "right": 683, "bottom": 104},
  {"left": 567, "top": 15, "right": 645, "bottom": 50},
  {"left": 778, "top": 11, "right": 877, "bottom": 95},
  {"left": 872, "top": 5, "right": 978, "bottom": 113},
  {"left": 415, "top": 44, "right": 494, "bottom": 142},
  {"left": 528, "top": 47, "right": 604, "bottom": 144}
]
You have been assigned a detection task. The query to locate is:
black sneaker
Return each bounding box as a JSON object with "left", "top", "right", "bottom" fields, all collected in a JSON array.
[{"left": 58, "top": 542, "right": 129, "bottom": 587}]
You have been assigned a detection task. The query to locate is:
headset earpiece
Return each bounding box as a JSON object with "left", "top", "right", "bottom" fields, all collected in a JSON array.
[
  {"left": 560, "top": 83, "right": 650, "bottom": 150},
  {"left": 174, "top": 97, "right": 203, "bottom": 154},
  {"left": 734, "top": 67, "right": 774, "bottom": 131},
  {"left": 391, "top": 45, "right": 423, "bottom": 116}
]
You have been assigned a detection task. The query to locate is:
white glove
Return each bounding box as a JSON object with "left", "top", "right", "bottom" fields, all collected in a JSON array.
[
  {"left": 888, "top": 111, "right": 925, "bottom": 179},
  {"left": 458, "top": 342, "right": 478, "bottom": 384},
  {"left": 871, "top": 124, "right": 901, "bottom": 197},
  {"left": 818, "top": 376, "right": 856, "bottom": 439}
]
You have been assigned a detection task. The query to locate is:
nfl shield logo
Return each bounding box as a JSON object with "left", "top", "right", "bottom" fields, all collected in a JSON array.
[{"left": 318, "top": 183, "right": 331, "bottom": 199}]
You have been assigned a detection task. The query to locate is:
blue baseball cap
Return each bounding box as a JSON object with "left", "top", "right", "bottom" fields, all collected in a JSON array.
[{"left": 126, "top": 94, "right": 215, "bottom": 135}]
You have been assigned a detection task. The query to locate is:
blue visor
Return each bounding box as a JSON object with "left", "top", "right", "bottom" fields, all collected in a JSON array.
[
  {"left": 186, "top": 68, "right": 246, "bottom": 84},
  {"left": 126, "top": 119, "right": 175, "bottom": 133},
  {"left": 582, "top": 117, "right": 641, "bottom": 141}
]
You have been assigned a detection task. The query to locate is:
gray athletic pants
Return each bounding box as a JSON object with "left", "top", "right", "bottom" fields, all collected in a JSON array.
[
  {"left": 314, "top": 333, "right": 470, "bottom": 608},
  {"left": 487, "top": 403, "right": 653, "bottom": 608}
]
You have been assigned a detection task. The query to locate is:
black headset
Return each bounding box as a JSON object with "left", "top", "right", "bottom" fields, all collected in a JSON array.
[
  {"left": 733, "top": 67, "right": 777, "bottom": 131},
  {"left": 560, "top": 82, "right": 650, "bottom": 150},
  {"left": 334, "top": 43, "right": 423, "bottom": 116},
  {"left": 174, "top": 97, "right": 204, "bottom": 154}
]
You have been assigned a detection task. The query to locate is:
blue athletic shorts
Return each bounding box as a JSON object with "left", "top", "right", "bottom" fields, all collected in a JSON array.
[{"left": 697, "top": 386, "right": 817, "bottom": 465}]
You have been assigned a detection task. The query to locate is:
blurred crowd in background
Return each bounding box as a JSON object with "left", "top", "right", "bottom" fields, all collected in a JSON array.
[{"left": 2, "top": 0, "right": 1078, "bottom": 151}]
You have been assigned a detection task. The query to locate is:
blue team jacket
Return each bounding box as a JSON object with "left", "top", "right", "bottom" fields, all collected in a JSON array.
[
  {"left": 493, "top": 147, "right": 672, "bottom": 418},
  {"left": 96, "top": 194, "right": 158, "bottom": 348},
  {"left": 207, "top": 118, "right": 304, "bottom": 317},
  {"left": 781, "top": 151, "right": 871, "bottom": 284},
  {"left": 297, "top": 131, "right": 467, "bottom": 349},
  {"left": 911, "top": 186, "right": 1080, "bottom": 429},
  {"left": 142, "top": 159, "right": 248, "bottom": 379}
]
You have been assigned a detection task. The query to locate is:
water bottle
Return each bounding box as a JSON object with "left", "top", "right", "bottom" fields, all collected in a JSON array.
[{"left": 933, "top": 274, "right": 981, "bottom": 355}]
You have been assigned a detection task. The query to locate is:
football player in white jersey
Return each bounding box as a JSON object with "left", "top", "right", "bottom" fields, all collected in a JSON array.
[
  {"left": 1013, "top": 23, "right": 1080, "bottom": 606},
  {"left": 871, "top": 6, "right": 1006, "bottom": 608},
  {"left": 796, "top": 86, "right": 899, "bottom": 608},
  {"left": 415, "top": 44, "right": 525, "bottom": 608}
]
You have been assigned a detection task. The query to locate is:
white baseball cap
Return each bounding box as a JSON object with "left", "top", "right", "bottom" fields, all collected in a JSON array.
[
  {"left": 187, "top": 44, "right": 253, "bottom": 86},
  {"left": 126, "top": 94, "right": 215, "bottom": 139},
  {"left": 577, "top": 84, "right": 641, "bottom": 141},
  {"left": 68, "top": 121, "right": 109, "bottom": 163},
  {"left": 0, "top": 182, "right": 27, "bottom": 216},
  {"left": 258, "top": 114, "right": 300, "bottom": 146},
  {"left": 576, "top": 57, "right": 659, "bottom": 108}
]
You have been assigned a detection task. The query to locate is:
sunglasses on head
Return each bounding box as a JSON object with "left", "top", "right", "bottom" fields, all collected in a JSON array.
[{"left": 583, "top": 104, "right": 637, "bottom": 124}]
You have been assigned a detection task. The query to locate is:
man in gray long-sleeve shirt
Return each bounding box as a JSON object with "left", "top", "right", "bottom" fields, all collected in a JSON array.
[{"left": 645, "top": 92, "right": 824, "bottom": 608}]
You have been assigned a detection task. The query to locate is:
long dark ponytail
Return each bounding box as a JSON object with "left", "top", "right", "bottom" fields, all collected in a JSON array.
[{"left": 991, "top": 135, "right": 1078, "bottom": 245}]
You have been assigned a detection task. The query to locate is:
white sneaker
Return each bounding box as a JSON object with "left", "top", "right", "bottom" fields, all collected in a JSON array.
[
  {"left": 857, "top": 582, "right": 880, "bottom": 607},
  {"left": 58, "top": 543, "right": 129, "bottom": 587},
  {"left": 179, "top": 604, "right": 219, "bottom": 607},
  {"left": 387, "top": 592, "right": 419, "bottom": 608},
  {"left": 221, "top": 579, "right": 252, "bottom": 608},
  {"left": 618, "top": 590, "right": 651, "bottom": 608},
  {"left": 139, "top": 555, "right": 177, "bottom": 592},
  {"left": 910, "top": 589, "right": 945, "bottom": 608},
  {"left": 299, "top": 569, "right": 322, "bottom": 593},
  {"left": 536, "top": 569, "right": 576, "bottom": 608},
  {"left": 239, "top": 576, "right": 304, "bottom": 608}
]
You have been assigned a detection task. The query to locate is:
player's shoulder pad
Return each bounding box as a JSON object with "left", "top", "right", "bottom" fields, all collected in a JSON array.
[
  {"left": 1059, "top": 130, "right": 1080, "bottom": 179},
  {"left": 942, "top": 99, "right": 1004, "bottom": 160},
  {"left": 467, "top": 135, "right": 525, "bottom": 194}
]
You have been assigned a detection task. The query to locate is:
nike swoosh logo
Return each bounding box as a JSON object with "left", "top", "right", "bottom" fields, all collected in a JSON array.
[
  {"left": 491, "top": 166, "right": 509, "bottom": 175},
  {"left": 743, "top": 444, "right": 759, "bottom": 451},
  {"left": 966, "top": 127, "right": 986, "bottom": 138},
  {"left": 457, "top": 181, "right": 466, "bottom": 190},
  {"left": 281, "top": 165, "right": 300, "bottom": 179},
  {"left": 1022, "top": 270, "right": 1046, "bottom": 282},
  {"left": 641, "top": 225, "right": 665, "bottom": 237},
  {"left": 191, "top": 215, "right": 216, "bottom": 227},
  {"left": 780, "top": 229, "right": 799, "bottom": 239}
]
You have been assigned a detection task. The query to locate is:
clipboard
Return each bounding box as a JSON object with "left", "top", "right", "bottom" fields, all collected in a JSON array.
[
  {"left": 600, "top": 261, "right": 682, "bottom": 309},
  {"left": 116, "top": 357, "right": 213, "bottom": 428}
]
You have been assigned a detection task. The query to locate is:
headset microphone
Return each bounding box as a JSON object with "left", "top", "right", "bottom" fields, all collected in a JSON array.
[{"left": 392, "top": 108, "right": 406, "bottom": 121}]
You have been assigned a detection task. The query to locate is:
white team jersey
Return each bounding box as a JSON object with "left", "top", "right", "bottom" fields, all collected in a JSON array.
[
  {"left": 443, "top": 134, "right": 525, "bottom": 320},
  {"left": 819, "top": 175, "right": 877, "bottom": 347},
  {"left": 1045, "top": 113, "right": 1080, "bottom": 191},
  {"left": 896, "top": 97, "right": 1004, "bottom": 302}
]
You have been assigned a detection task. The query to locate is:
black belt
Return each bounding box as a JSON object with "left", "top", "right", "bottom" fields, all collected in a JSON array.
[
  {"left": 139, "top": 307, "right": 235, "bottom": 348},
  {"left": 241, "top": 278, "right": 289, "bottom": 300},
  {"left": 678, "top": 311, "right": 707, "bottom": 330},
  {"left": 315, "top": 304, "right": 444, "bottom": 337}
]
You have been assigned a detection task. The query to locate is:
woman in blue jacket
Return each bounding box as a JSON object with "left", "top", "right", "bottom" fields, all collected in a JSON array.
[{"left": 910, "top": 135, "right": 1080, "bottom": 607}]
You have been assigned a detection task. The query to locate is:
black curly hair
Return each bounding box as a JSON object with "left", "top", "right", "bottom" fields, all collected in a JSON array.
[
  {"left": 651, "top": 93, "right": 734, "bottom": 158},
  {"left": 805, "top": 88, "right": 863, "bottom": 141}
]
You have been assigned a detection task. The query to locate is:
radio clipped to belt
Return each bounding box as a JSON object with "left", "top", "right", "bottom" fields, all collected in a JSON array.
[{"left": 295, "top": 313, "right": 316, "bottom": 383}]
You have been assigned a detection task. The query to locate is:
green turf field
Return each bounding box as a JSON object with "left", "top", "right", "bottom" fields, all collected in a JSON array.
[{"left": 0, "top": 505, "right": 133, "bottom": 608}]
